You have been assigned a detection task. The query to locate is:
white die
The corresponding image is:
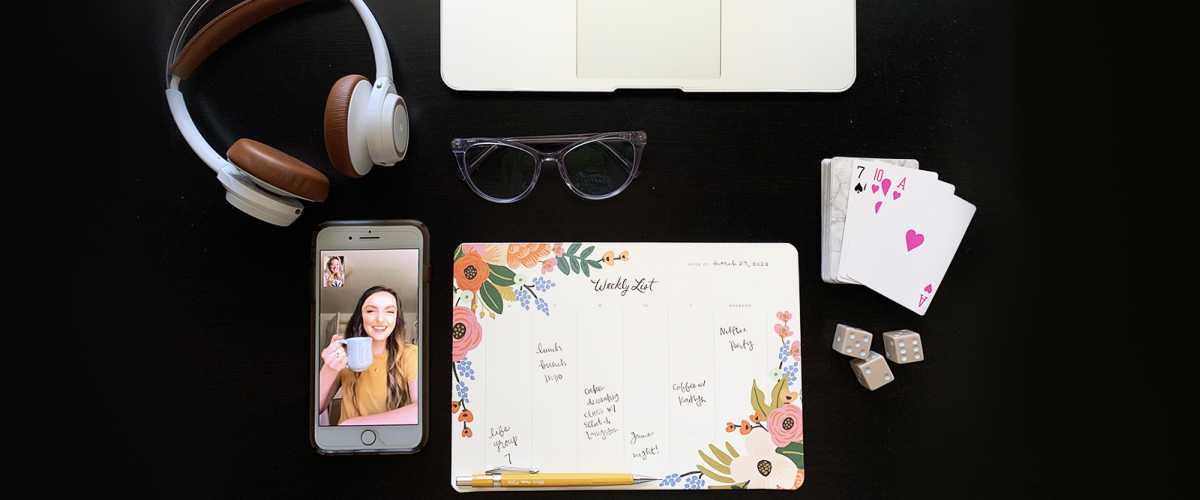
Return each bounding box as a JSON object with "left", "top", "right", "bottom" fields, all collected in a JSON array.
[
  {"left": 849, "top": 351, "right": 894, "bottom": 390},
  {"left": 832, "top": 324, "right": 872, "bottom": 359},
  {"left": 882, "top": 330, "right": 924, "bottom": 364}
]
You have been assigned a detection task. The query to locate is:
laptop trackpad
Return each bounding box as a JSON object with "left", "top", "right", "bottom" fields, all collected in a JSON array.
[{"left": 577, "top": 0, "right": 721, "bottom": 80}]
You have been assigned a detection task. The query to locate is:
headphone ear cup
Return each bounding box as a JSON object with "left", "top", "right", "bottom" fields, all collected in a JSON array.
[
  {"left": 227, "top": 139, "right": 330, "bottom": 202},
  {"left": 324, "top": 74, "right": 371, "bottom": 178}
]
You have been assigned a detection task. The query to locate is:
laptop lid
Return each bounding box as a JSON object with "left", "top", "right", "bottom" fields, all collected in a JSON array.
[{"left": 441, "top": 0, "right": 856, "bottom": 92}]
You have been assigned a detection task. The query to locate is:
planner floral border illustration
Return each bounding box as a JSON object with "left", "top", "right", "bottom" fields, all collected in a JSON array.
[
  {"left": 451, "top": 243, "right": 628, "bottom": 438},
  {"left": 661, "top": 311, "right": 804, "bottom": 490}
]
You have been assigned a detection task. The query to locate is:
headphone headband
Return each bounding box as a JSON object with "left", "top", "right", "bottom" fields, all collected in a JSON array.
[{"left": 168, "top": 0, "right": 391, "bottom": 82}]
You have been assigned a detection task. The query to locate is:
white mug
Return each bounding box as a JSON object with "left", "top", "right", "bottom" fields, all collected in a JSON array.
[{"left": 338, "top": 337, "right": 373, "bottom": 372}]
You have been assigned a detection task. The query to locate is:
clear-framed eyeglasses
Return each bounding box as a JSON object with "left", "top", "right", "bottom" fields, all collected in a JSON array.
[{"left": 452, "top": 131, "right": 646, "bottom": 203}]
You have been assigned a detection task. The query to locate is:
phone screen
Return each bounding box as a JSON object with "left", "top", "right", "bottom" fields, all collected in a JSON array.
[{"left": 317, "top": 249, "right": 420, "bottom": 428}]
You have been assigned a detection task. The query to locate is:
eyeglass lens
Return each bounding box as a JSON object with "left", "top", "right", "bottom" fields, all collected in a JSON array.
[
  {"left": 562, "top": 139, "right": 635, "bottom": 196},
  {"left": 464, "top": 144, "right": 536, "bottom": 200}
]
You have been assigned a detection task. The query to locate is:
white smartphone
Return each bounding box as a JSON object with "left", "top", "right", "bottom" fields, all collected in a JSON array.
[{"left": 311, "top": 220, "right": 429, "bottom": 454}]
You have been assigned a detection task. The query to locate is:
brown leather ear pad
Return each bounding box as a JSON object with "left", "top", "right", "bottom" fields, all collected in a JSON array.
[
  {"left": 228, "top": 139, "right": 330, "bottom": 202},
  {"left": 324, "top": 74, "right": 368, "bottom": 178}
]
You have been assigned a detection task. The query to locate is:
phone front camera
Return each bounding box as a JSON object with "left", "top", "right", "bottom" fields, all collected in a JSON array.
[{"left": 348, "top": 236, "right": 353, "bottom": 240}]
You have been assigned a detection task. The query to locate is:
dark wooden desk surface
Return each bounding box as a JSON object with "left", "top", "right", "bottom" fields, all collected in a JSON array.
[{"left": 124, "top": 1, "right": 1096, "bottom": 497}]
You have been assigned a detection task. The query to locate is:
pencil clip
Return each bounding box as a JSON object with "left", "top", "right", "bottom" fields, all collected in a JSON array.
[{"left": 485, "top": 466, "right": 539, "bottom": 474}]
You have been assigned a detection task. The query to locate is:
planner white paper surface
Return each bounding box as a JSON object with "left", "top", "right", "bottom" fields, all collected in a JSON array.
[{"left": 451, "top": 243, "right": 804, "bottom": 491}]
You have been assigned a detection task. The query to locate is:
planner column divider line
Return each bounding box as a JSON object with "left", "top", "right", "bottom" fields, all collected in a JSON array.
[
  {"left": 576, "top": 305, "right": 580, "bottom": 469},
  {"left": 532, "top": 309, "right": 537, "bottom": 462}
]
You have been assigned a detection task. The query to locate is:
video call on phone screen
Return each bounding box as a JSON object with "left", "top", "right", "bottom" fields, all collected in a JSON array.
[{"left": 318, "top": 250, "right": 420, "bottom": 426}]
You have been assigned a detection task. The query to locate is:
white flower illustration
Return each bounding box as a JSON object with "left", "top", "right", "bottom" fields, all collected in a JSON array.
[{"left": 728, "top": 430, "right": 799, "bottom": 489}]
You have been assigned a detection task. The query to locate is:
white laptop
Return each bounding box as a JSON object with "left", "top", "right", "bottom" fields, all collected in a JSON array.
[{"left": 441, "top": 0, "right": 856, "bottom": 92}]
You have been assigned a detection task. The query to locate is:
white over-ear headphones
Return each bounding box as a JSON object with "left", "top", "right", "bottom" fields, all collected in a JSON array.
[{"left": 165, "top": 0, "right": 409, "bottom": 226}]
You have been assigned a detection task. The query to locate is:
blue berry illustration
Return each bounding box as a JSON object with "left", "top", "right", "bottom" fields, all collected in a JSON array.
[
  {"left": 783, "top": 363, "right": 798, "bottom": 385},
  {"left": 532, "top": 277, "right": 555, "bottom": 292},
  {"left": 456, "top": 359, "right": 475, "bottom": 380},
  {"left": 684, "top": 475, "right": 705, "bottom": 489},
  {"left": 659, "top": 473, "right": 681, "bottom": 487},
  {"left": 455, "top": 381, "right": 470, "bottom": 403}
]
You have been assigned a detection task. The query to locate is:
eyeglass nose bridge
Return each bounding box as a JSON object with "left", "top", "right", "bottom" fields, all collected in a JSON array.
[{"left": 538, "top": 156, "right": 574, "bottom": 183}]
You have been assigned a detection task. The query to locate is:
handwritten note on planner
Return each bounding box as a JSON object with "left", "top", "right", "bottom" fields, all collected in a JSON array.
[{"left": 451, "top": 243, "right": 804, "bottom": 491}]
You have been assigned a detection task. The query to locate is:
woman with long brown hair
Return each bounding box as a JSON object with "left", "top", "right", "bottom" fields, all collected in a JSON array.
[
  {"left": 323, "top": 256, "right": 345, "bottom": 287},
  {"left": 318, "top": 285, "right": 418, "bottom": 424}
]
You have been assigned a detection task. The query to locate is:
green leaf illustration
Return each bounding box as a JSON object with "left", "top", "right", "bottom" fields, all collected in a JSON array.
[
  {"left": 569, "top": 256, "right": 580, "bottom": 273},
  {"left": 708, "top": 444, "right": 732, "bottom": 465},
  {"left": 557, "top": 257, "right": 571, "bottom": 275},
  {"left": 580, "top": 246, "right": 595, "bottom": 259},
  {"left": 587, "top": 260, "right": 602, "bottom": 269},
  {"left": 480, "top": 281, "right": 504, "bottom": 315},
  {"left": 582, "top": 262, "right": 591, "bottom": 277},
  {"left": 730, "top": 481, "right": 750, "bottom": 489},
  {"left": 696, "top": 465, "right": 735, "bottom": 483},
  {"left": 698, "top": 450, "right": 730, "bottom": 475},
  {"left": 487, "top": 264, "right": 515, "bottom": 287},
  {"left": 777, "top": 442, "right": 804, "bottom": 469},
  {"left": 725, "top": 442, "right": 739, "bottom": 458},
  {"left": 567, "top": 243, "right": 581, "bottom": 255},
  {"left": 454, "top": 246, "right": 464, "bottom": 260},
  {"left": 751, "top": 380, "right": 772, "bottom": 420},
  {"left": 770, "top": 377, "right": 789, "bottom": 410}
]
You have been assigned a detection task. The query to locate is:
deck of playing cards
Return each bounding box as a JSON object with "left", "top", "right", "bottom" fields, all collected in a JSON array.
[{"left": 821, "top": 157, "right": 976, "bottom": 315}]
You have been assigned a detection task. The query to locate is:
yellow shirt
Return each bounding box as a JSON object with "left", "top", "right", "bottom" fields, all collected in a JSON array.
[{"left": 336, "top": 343, "right": 418, "bottom": 423}]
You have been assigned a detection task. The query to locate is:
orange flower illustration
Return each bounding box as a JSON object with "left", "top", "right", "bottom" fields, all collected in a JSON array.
[
  {"left": 462, "top": 427, "right": 473, "bottom": 438},
  {"left": 618, "top": 250, "right": 629, "bottom": 261},
  {"left": 739, "top": 420, "right": 752, "bottom": 435},
  {"left": 778, "top": 386, "right": 798, "bottom": 405},
  {"left": 506, "top": 244, "right": 551, "bottom": 269},
  {"left": 601, "top": 251, "right": 616, "bottom": 266},
  {"left": 454, "top": 251, "right": 489, "bottom": 292},
  {"left": 792, "top": 469, "right": 805, "bottom": 489},
  {"left": 451, "top": 401, "right": 460, "bottom": 414},
  {"left": 726, "top": 422, "right": 737, "bottom": 433},
  {"left": 458, "top": 409, "right": 475, "bottom": 423},
  {"left": 749, "top": 411, "right": 762, "bottom": 424}
]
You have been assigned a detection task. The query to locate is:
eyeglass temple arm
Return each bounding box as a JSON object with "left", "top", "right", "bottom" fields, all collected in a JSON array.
[
  {"left": 464, "top": 137, "right": 639, "bottom": 175},
  {"left": 498, "top": 133, "right": 606, "bottom": 144}
]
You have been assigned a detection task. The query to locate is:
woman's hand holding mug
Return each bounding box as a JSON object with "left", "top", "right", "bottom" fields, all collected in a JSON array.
[{"left": 322, "top": 334, "right": 348, "bottom": 372}]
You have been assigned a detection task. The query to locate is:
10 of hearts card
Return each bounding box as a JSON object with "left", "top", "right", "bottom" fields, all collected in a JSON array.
[{"left": 820, "top": 158, "right": 976, "bottom": 315}]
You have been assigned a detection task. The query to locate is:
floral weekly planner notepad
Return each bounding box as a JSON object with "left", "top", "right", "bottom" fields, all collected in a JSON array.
[{"left": 451, "top": 243, "right": 804, "bottom": 491}]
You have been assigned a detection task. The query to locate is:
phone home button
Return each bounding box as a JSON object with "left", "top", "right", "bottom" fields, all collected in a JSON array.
[{"left": 360, "top": 430, "right": 377, "bottom": 446}]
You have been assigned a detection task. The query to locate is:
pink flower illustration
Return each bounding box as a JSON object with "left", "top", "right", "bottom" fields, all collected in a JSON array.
[
  {"left": 551, "top": 243, "right": 565, "bottom": 258},
  {"left": 774, "top": 324, "right": 793, "bottom": 338},
  {"left": 766, "top": 403, "right": 803, "bottom": 447},
  {"left": 460, "top": 244, "right": 487, "bottom": 257},
  {"left": 541, "top": 257, "right": 558, "bottom": 274},
  {"left": 788, "top": 340, "right": 801, "bottom": 361},
  {"left": 451, "top": 306, "right": 482, "bottom": 362},
  {"left": 776, "top": 311, "right": 792, "bottom": 322}
]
